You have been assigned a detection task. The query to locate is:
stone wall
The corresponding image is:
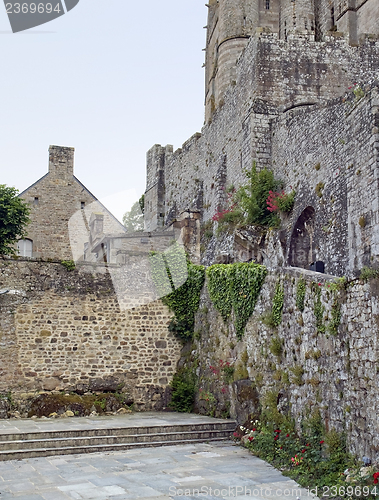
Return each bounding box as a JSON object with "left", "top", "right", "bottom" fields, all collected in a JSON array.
[
  {"left": 271, "top": 83, "right": 379, "bottom": 277},
  {"left": 0, "top": 259, "right": 181, "bottom": 411},
  {"left": 182, "top": 267, "right": 379, "bottom": 459},
  {"left": 145, "top": 33, "right": 379, "bottom": 275}
]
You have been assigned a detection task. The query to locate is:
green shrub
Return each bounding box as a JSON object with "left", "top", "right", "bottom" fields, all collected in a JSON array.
[
  {"left": 277, "top": 190, "right": 296, "bottom": 212},
  {"left": 170, "top": 369, "right": 195, "bottom": 413},
  {"left": 296, "top": 279, "right": 306, "bottom": 312},
  {"left": 61, "top": 260, "right": 76, "bottom": 271},
  {"left": 236, "top": 162, "right": 282, "bottom": 227}
]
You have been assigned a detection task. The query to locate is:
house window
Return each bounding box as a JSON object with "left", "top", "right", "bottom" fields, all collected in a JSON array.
[
  {"left": 81, "top": 202, "right": 85, "bottom": 209},
  {"left": 17, "top": 239, "right": 33, "bottom": 258},
  {"left": 266, "top": 0, "right": 270, "bottom": 9},
  {"left": 34, "top": 197, "right": 39, "bottom": 205}
]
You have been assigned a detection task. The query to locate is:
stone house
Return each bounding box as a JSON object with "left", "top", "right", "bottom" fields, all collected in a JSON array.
[{"left": 18, "top": 145, "right": 126, "bottom": 261}]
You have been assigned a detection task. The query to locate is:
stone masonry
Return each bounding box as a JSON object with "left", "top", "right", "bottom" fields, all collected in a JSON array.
[
  {"left": 0, "top": 259, "right": 181, "bottom": 411},
  {"left": 184, "top": 267, "right": 379, "bottom": 459},
  {"left": 145, "top": 13, "right": 379, "bottom": 277},
  {"left": 19, "top": 145, "right": 125, "bottom": 261}
]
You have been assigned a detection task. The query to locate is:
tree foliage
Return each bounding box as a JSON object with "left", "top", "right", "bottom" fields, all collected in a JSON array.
[
  {"left": 0, "top": 185, "right": 30, "bottom": 256},
  {"left": 122, "top": 201, "right": 144, "bottom": 232}
]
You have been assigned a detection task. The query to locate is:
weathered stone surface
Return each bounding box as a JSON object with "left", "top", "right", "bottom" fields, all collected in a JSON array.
[
  {"left": 0, "top": 259, "right": 181, "bottom": 412},
  {"left": 0, "top": 399, "right": 9, "bottom": 419},
  {"left": 184, "top": 267, "right": 379, "bottom": 461}
]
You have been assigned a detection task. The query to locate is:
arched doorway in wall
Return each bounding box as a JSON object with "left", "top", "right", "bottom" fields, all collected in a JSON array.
[
  {"left": 288, "top": 206, "right": 316, "bottom": 269},
  {"left": 17, "top": 238, "right": 33, "bottom": 258}
]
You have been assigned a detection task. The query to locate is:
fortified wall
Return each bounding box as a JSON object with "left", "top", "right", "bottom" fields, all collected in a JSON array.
[
  {"left": 181, "top": 267, "right": 379, "bottom": 459},
  {"left": 144, "top": 8, "right": 379, "bottom": 277}
]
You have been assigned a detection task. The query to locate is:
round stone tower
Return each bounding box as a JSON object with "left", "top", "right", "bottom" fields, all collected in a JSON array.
[
  {"left": 205, "top": 0, "right": 259, "bottom": 122},
  {"left": 279, "top": 0, "right": 316, "bottom": 40}
]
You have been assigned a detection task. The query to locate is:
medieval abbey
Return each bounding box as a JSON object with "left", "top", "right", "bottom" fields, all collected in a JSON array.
[
  {"left": 1, "top": 0, "right": 379, "bottom": 462},
  {"left": 145, "top": 0, "right": 379, "bottom": 277}
]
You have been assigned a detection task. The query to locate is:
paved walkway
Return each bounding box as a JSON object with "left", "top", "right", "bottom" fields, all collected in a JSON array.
[{"left": 0, "top": 414, "right": 318, "bottom": 500}]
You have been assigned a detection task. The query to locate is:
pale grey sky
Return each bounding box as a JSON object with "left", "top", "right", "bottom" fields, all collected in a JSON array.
[{"left": 0, "top": 1, "right": 206, "bottom": 220}]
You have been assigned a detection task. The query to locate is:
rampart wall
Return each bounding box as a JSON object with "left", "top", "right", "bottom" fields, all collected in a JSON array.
[
  {"left": 184, "top": 267, "right": 379, "bottom": 459},
  {"left": 0, "top": 259, "right": 180, "bottom": 411}
]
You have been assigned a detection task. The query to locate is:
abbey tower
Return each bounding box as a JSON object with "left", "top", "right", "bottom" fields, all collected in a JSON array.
[{"left": 205, "top": 0, "right": 379, "bottom": 120}]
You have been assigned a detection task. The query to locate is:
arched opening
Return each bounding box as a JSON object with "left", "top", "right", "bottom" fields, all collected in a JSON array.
[
  {"left": 288, "top": 207, "right": 316, "bottom": 268},
  {"left": 17, "top": 239, "right": 33, "bottom": 258}
]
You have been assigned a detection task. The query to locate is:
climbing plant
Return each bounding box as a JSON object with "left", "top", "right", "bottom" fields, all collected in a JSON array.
[
  {"left": 206, "top": 264, "right": 232, "bottom": 322},
  {"left": 296, "top": 278, "right": 306, "bottom": 312},
  {"left": 328, "top": 297, "right": 342, "bottom": 336},
  {"left": 271, "top": 279, "right": 284, "bottom": 327},
  {"left": 313, "top": 284, "right": 326, "bottom": 334},
  {"left": 151, "top": 245, "right": 205, "bottom": 342},
  {"left": 207, "top": 262, "right": 267, "bottom": 339}
]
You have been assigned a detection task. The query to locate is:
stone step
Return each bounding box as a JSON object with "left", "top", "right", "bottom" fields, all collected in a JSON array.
[
  {"left": 0, "top": 421, "right": 235, "bottom": 442},
  {"left": 0, "top": 420, "right": 236, "bottom": 461},
  {"left": 0, "top": 428, "right": 233, "bottom": 451},
  {"left": 0, "top": 436, "right": 232, "bottom": 461}
]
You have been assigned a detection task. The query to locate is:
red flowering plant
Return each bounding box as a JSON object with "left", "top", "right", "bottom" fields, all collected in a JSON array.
[
  {"left": 241, "top": 413, "right": 363, "bottom": 492},
  {"left": 266, "top": 189, "right": 296, "bottom": 214},
  {"left": 209, "top": 359, "right": 235, "bottom": 384},
  {"left": 211, "top": 187, "right": 243, "bottom": 233}
]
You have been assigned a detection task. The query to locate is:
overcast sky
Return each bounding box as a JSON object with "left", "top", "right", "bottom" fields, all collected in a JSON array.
[{"left": 0, "top": 1, "right": 206, "bottom": 221}]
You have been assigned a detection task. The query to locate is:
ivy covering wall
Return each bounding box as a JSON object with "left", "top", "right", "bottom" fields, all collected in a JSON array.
[{"left": 207, "top": 262, "right": 267, "bottom": 338}]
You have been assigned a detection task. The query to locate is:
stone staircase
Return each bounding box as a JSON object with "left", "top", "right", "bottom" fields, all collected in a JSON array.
[{"left": 0, "top": 420, "right": 236, "bottom": 461}]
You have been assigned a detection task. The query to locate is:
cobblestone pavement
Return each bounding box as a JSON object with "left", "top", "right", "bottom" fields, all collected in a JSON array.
[{"left": 0, "top": 441, "right": 317, "bottom": 500}]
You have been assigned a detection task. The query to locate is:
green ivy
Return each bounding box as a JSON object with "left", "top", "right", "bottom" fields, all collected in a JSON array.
[
  {"left": 152, "top": 246, "right": 205, "bottom": 342},
  {"left": 313, "top": 284, "right": 326, "bottom": 334},
  {"left": 206, "top": 264, "right": 232, "bottom": 321},
  {"left": 207, "top": 262, "right": 267, "bottom": 339},
  {"left": 271, "top": 280, "right": 284, "bottom": 327},
  {"left": 296, "top": 278, "right": 306, "bottom": 312},
  {"left": 328, "top": 297, "right": 342, "bottom": 336},
  {"left": 61, "top": 260, "right": 76, "bottom": 271}
]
